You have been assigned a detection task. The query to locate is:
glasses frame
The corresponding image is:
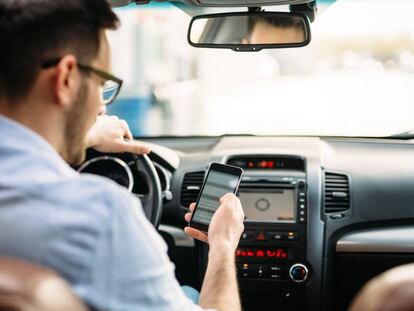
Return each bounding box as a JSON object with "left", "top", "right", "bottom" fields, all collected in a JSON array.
[{"left": 41, "top": 59, "right": 123, "bottom": 105}]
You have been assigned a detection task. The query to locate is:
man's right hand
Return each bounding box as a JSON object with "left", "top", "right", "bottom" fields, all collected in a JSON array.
[
  {"left": 184, "top": 193, "right": 244, "bottom": 311},
  {"left": 184, "top": 193, "right": 245, "bottom": 252}
]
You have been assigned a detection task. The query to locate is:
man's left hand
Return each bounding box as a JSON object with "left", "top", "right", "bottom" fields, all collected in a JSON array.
[{"left": 86, "top": 115, "right": 150, "bottom": 155}]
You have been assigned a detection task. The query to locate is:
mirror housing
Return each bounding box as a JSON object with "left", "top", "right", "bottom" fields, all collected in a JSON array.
[{"left": 188, "top": 11, "right": 311, "bottom": 52}]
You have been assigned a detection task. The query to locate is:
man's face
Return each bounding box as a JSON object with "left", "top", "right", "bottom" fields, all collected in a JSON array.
[
  {"left": 249, "top": 21, "right": 305, "bottom": 45},
  {"left": 65, "top": 32, "right": 110, "bottom": 165}
]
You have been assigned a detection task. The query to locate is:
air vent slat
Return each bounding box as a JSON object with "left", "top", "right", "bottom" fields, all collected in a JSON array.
[
  {"left": 180, "top": 171, "right": 205, "bottom": 208},
  {"left": 324, "top": 172, "right": 350, "bottom": 214}
]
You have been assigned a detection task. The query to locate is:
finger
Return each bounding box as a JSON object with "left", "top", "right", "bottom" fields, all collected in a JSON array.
[
  {"left": 189, "top": 203, "right": 196, "bottom": 212},
  {"left": 184, "top": 227, "right": 208, "bottom": 243},
  {"left": 118, "top": 140, "right": 151, "bottom": 155},
  {"left": 120, "top": 120, "right": 133, "bottom": 140},
  {"left": 184, "top": 212, "right": 192, "bottom": 222},
  {"left": 220, "top": 192, "right": 236, "bottom": 204}
]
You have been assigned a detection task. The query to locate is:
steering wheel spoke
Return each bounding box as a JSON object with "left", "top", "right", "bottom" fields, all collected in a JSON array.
[{"left": 79, "top": 149, "right": 163, "bottom": 228}]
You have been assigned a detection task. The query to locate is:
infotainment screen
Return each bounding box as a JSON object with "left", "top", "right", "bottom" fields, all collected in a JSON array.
[{"left": 239, "top": 189, "right": 296, "bottom": 222}]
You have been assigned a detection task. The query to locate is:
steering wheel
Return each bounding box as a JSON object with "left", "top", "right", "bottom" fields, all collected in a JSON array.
[
  {"left": 133, "top": 154, "right": 163, "bottom": 228},
  {"left": 77, "top": 149, "right": 163, "bottom": 229}
]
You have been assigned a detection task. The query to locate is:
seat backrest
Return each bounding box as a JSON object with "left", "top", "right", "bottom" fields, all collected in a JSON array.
[
  {"left": 0, "top": 256, "right": 88, "bottom": 311},
  {"left": 349, "top": 263, "right": 414, "bottom": 311}
]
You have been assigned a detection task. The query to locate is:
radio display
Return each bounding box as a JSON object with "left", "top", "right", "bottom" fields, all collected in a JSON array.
[
  {"left": 236, "top": 247, "right": 288, "bottom": 259},
  {"left": 239, "top": 189, "right": 296, "bottom": 223}
]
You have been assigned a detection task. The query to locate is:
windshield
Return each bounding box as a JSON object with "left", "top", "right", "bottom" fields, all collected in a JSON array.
[{"left": 107, "top": 0, "right": 414, "bottom": 138}]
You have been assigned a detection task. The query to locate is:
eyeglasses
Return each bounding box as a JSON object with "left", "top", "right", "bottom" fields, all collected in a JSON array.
[{"left": 41, "top": 59, "right": 123, "bottom": 105}]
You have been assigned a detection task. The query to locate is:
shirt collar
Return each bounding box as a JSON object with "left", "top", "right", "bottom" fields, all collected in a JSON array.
[{"left": 0, "top": 114, "right": 77, "bottom": 179}]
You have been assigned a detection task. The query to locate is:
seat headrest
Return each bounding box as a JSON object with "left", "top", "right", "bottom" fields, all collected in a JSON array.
[{"left": 0, "top": 257, "right": 88, "bottom": 311}]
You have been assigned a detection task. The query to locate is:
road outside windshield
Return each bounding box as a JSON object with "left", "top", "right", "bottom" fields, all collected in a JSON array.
[{"left": 107, "top": 0, "right": 414, "bottom": 138}]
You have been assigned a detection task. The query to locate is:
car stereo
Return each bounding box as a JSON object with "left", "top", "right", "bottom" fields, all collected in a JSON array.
[{"left": 226, "top": 155, "right": 310, "bottom": 309}]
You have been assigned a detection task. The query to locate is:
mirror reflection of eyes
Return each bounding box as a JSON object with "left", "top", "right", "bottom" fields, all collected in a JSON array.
[
  {"left": 189, "top": 13, "right": 310, "bottom": 49},
  {"left": 247, "top": 19, "right": 306, "bottom": 45}
]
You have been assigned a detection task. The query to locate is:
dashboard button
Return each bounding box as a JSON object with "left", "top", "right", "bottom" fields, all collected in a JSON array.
[
  {"left": 241, "top": 230, "right": 255, "bottom": 241},
  {"left": 256, "top": 265, "right": 269, "bottom": 278},
  {"left": 255, "top": 230, "right": 267, "bottom": 241},
  {"left": 270, "top": 265, "right": 283, "bottom": 272},
  {"left": 289, "top": 264, "right": 309, "bottom": 283},
  {"left": 268, "top": 231, "right": 286, "bottom": 241},
  {"left": 270, "top": 274, "right": 282, "bottom": 279},
  {"left": 287, "top": 232, "right": 299, "bottom": 241}
]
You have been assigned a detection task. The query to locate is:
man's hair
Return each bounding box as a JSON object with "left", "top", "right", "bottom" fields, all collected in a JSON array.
[
  {"left": 0, "top": 0, "right": 119, "bottom": 101},
  {"left": 247, "top": 15, "right": 304, "bottom": 38}
]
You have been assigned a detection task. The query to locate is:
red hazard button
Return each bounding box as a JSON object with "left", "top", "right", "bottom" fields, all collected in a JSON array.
[{"left": 255, "top": 230, "right": 267, "bottom": 241}]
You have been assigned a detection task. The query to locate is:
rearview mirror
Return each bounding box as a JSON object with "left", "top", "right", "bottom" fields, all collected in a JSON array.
[{"left": 188, "top": 12, "right": 311, "bottom": 52}]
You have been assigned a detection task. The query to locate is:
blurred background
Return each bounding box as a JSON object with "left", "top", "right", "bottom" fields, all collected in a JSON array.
[{"left": 107, "top": 0, "right": 414, "bottom": 137}]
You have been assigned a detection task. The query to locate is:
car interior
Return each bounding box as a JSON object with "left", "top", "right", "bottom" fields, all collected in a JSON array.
[{"left": 2, "top": 0, "right": 414, "bottom": 310}]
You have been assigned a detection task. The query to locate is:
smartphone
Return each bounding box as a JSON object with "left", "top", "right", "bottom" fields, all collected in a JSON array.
[{"left": 189, "top": 162, "right": 244, "bottom": 232}]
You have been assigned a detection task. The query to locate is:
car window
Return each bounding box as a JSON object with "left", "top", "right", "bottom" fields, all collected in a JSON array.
[{"left": 107, "top": 0, "right": 414, "bottom": 137}]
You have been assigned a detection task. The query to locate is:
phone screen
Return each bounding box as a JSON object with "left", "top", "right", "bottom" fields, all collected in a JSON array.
[{"left": 191, "top": 165, "right": 243, "bottom": 229}]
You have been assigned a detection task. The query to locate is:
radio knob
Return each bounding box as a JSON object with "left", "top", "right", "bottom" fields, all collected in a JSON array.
[{"left": 289, "top": 264, "right": 309, "bottom": 283}]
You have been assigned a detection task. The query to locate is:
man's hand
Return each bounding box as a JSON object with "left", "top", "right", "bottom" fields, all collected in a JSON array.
[
  {"left": 86, "top": 115, "right": 150, "bottom": 155},
  {"left": 184, "top": 193, "right": 245, "bottom": 251},
  {"left": 185, "top": 194, "right": 244, "bottom": 311}
]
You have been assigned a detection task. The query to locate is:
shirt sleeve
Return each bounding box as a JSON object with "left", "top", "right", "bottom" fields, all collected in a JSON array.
[{"left": 83, "top": 187, "right": 208, "bottom": 311}]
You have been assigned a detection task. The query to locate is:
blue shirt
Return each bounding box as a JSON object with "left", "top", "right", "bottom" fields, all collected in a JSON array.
[{"left": 0, "top": 115, "right": 205, "bottom": 311}]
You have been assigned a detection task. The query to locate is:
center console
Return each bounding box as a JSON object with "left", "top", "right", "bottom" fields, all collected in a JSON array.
[{"left": 227, "top": 155, "right": 310, "bottom": 310}]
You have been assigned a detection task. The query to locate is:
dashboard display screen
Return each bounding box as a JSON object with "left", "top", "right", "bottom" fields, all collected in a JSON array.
[{"left": 239, "top": 189, "right": 296, "bottom": 222}]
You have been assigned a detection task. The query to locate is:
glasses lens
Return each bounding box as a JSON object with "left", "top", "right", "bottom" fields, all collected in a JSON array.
[{"left": 101, "top": 80, "right": 119, "bottom": 105}]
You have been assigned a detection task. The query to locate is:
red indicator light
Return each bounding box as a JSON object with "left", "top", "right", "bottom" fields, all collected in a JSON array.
[
  {"left": 268, "top": 161, "right": 274, "bottom": 168},
  {"left": 236, "top": 248, "right": 288, "bottom": 259},
  {"left": 266, "top": 250, "right": 276, "bottom": 257},
  {"left": 260, "top": 161, "right": 267, "bottom": 168},
  {"left": 256, "top": 250, "right": 265, "bottom": 257},
  {"left": 248, "top": 162, "right": 254, "bottom": 168}
]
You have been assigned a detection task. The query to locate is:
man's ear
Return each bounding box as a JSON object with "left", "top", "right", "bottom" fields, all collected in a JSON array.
[{"left": 54, "top": 55, "right": 80, "bottom": 110}]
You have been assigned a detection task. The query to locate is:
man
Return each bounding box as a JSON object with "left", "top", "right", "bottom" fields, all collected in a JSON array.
[
  {"left": 242, "top": 15, "right": 306, "bottom": 45},
  {"left": 0, "top": 1, "right": 245, "bottom": 311}
]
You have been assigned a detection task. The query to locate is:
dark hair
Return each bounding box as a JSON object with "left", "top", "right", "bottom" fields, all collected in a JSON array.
[
  {"left": 0, "top": 0, "right": 119, "bottom": 101},
  {"left": 247, "top": 15, "right": 304, "bottom": 38}
]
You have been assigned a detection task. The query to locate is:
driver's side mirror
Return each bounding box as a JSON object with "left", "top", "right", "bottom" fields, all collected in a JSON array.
[{"left": 188, "top": 11, "right": 311, "bottom": 52}]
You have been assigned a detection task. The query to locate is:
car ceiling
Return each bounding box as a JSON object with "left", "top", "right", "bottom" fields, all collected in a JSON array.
[
  {"left": 111, "top": 0, "right": 337, "bottom": 8},
  {"left": 111, "top": 0, "right": 339, "bottom": 19}
]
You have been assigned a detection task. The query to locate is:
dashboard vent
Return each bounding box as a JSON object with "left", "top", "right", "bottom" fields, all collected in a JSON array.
[
  {"left": 180, "top": 171, "right": 205, "bottom": 208},
  {"left": 324, "top": 172, "right": 350, "bottom": 214}
]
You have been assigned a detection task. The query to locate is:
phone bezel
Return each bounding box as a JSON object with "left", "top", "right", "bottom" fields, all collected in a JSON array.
[{"left": 189, "top": 162, "right": 244, "bottom": 232}]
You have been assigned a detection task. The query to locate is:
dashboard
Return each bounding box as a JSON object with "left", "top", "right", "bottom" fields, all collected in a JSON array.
[{"left": 89, "top": 136, "right": 414, "bottom": 311}]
